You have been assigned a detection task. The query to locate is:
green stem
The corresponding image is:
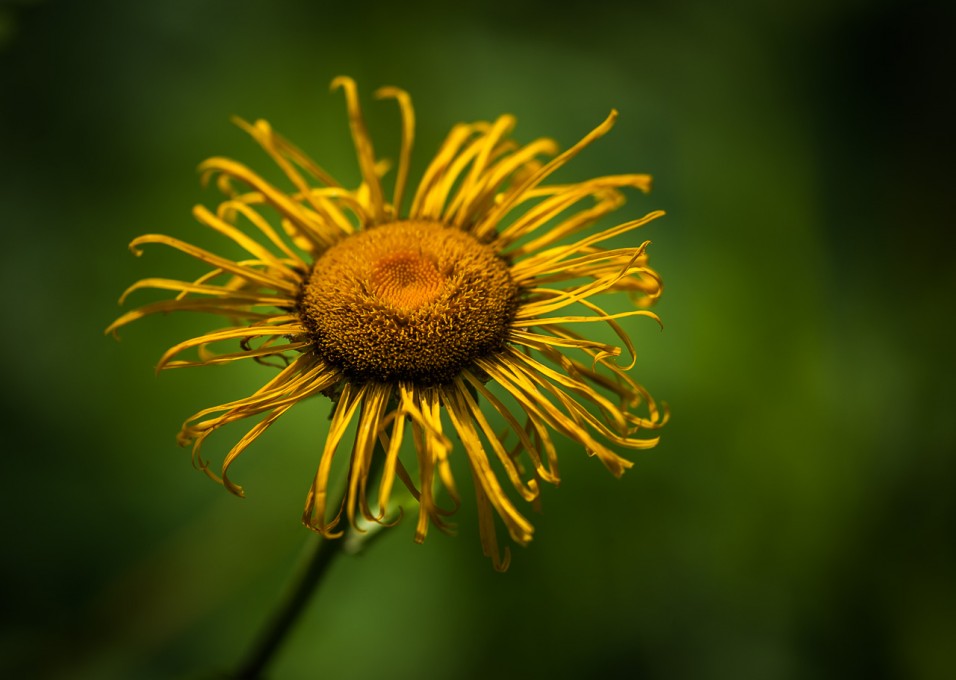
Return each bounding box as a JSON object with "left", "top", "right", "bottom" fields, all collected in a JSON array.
[
  {"left": 232, "top": 533, "right": 342, "bottom": 680},
  {"left": 231, "top": 439, "right": 391, "bottom": 679}
]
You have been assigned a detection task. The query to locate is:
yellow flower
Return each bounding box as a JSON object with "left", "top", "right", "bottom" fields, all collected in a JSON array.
[{"left": 108, "top": 77, "right": 667, "bottom": 570}]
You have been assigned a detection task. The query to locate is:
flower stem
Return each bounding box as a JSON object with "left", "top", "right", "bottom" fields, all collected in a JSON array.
[
  {"left": 231, "top": 435, "right": 391, "bottom": 679},
  {"left": 232, "top": 533, "right": 342, "bottom": 679}
]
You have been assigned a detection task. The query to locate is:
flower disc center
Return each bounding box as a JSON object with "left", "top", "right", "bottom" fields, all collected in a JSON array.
[
  {"left": 298, "top": 221, "right": 519, "bottom": 385},
  {"left": 370, "top": 251, "right": 445, "bottom": 310}
]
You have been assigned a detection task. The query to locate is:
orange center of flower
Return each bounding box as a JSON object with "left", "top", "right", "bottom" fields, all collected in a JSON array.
[
  {"left": 370, "top": 251, "right": 445, "bottom": 310},
  {"left": 298, "top": 221, "right": 519, "bottom": 385}
]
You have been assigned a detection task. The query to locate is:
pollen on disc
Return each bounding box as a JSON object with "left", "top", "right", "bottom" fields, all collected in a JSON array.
[
  {"left": 371, "top": 251, "right": 445, "bottom": 310},
  {"left": 298, "top": 220, "right": 519, "bottom": 384}
]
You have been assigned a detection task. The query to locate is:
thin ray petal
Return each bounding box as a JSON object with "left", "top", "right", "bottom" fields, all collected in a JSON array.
[
  {"left": 374, "top": 86, "right": 415, "bottom": 218},
  {"left": 474, "top": 110, "right": 619, "bottom": 237},
  {"left": 331, "top": 76, "right": 386, "bottom": 222}
]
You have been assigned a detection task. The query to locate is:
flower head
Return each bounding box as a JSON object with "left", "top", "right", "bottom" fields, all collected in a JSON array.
[{"left": 109, "top": 77, "right": 667, "bottom": 570}]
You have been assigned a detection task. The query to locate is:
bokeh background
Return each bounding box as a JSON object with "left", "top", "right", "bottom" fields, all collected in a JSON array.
[{"left": 2, "top": 0, "right": 953, "bottom": 678}]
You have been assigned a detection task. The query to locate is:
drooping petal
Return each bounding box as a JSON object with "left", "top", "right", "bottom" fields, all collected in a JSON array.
[
  {"left": 374, "top": 86, "right": 415, "bottom": 218},
  {"left": 331, "top": 76, "right": 387, "bottom": 223},
  {"left": 302, "top": 382, "right": 369, "bottom": 538}
]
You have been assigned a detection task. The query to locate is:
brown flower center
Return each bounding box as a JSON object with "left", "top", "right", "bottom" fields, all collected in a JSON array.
[
  {"left": 298, "top": 221, "right": 519, "bottom": 384},
  {"left": 370, "top": 251, "right": 445, "bottom": 310}
]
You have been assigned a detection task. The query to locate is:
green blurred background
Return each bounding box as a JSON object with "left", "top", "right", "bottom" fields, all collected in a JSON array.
[{"left": 2, "top": 0, "right": 953, "bottom": 678}]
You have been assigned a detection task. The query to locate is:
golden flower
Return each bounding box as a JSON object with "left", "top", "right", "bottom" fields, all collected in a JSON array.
[{"left": 108, "top": 77, "right": 667, "bottom": 570}]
